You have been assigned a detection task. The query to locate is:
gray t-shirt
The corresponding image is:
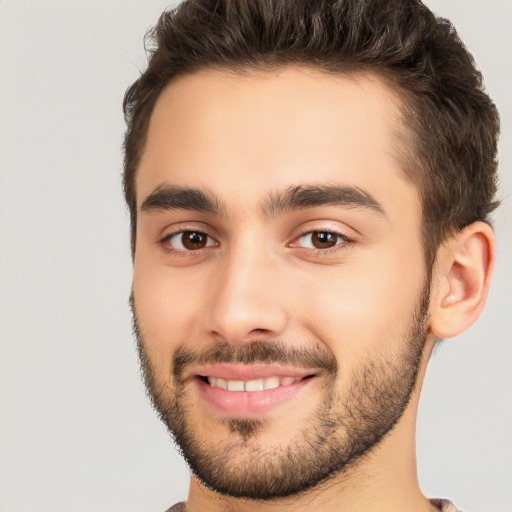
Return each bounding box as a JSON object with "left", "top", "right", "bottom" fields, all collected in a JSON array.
[{"left": 165, "top": 498, "right": 461, "bottom": 511}]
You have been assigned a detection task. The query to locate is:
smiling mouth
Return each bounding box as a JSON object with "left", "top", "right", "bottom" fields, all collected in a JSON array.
[
  {"left": 190, "top": 364, "right": 321, "bottom": 416},
  {"left": 200, "top": 374, "right": 315, "bottom": 392}
]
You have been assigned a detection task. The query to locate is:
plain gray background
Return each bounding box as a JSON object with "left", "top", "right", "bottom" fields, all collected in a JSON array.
[{"left": 0, "top": 1, "right": 510, "bottom": 511}]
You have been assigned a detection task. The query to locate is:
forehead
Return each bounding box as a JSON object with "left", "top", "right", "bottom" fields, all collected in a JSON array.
[{"left": 136, "top": 66, "right": 417, "bottom": 219}]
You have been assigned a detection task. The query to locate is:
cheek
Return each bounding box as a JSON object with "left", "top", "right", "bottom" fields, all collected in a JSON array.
[
  {"left": 299, "top": 245, "right": 426, "bottom": 360},
  {"left": 133, "top": 260, "right": 205, "bottom": 372}
]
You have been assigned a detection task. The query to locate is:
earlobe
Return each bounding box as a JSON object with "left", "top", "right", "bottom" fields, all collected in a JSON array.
[{"left": 429, "top": 221, "right": 496, "bottom": 339}]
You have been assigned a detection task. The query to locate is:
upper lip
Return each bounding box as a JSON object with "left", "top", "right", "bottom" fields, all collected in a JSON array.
[{"left": 189, "top": 363, "right": 318, "bottom": 381}]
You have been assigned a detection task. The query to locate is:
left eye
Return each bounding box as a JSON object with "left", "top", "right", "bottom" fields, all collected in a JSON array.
[
  {"left": 296, "top": 231, "right": 346, "bottom": 249},
  {"left": 165, "top": 231, "right": 216, "bottom": 251}
]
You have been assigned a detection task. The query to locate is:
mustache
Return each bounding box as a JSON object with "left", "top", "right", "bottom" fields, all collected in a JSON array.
[{"left": 172, "top": 340, "right": 338, "bottom": 381}]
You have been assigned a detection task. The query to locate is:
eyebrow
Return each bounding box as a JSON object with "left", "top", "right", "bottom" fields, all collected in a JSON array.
[
  {"left": 140, "top": 183, "right": 386, "bottom": 219},
  {"left": 140, "top": 185, "right": 225, "bottom": 216},
  {"left": 262, "top": 184, "right": 386, "bottom": 218}
]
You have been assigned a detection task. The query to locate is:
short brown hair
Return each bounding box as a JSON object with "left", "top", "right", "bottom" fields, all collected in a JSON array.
[{"left": 123, "top": 0, "right": 500, "bottom": 264}]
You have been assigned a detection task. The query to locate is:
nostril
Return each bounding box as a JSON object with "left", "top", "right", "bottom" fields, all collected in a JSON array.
[{"left": 249, "top": 328, "right": 269, "bottom": 334}]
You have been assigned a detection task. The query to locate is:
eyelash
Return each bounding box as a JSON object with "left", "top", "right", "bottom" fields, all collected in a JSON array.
[
  {"left": 291, "top": 229, "right": 353, "bottom": 256},
  {"left": 159, "top": 228, "right": 218, "bottom": 257},
  {"left": 158, "top": 228, "right": 353, "bottom": 257}
]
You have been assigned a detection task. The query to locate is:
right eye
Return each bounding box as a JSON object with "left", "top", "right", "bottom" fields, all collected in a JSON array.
[{"left": 162, "top": 231, "right": 217, "bottom": 252}]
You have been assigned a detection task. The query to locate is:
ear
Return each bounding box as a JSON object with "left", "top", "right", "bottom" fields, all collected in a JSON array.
[{"left": 429, "top": 221, "right": 496, "bottom": 339}]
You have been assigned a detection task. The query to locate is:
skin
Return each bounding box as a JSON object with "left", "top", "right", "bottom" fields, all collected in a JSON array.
[{"left": 132, "top": 67, "right": 495, "bottom": 512}]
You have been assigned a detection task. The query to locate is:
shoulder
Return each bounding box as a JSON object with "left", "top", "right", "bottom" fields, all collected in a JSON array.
[
  {"left": 164, "top": 502, "right": 186, "bottom": 512},
  {"left": 430, "top": 498, "right": 463, "bottom": 512}
]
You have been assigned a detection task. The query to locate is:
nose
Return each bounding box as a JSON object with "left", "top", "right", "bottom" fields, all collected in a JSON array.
[{"left": 204, "top": 243, "right": 289, "bottom": 345}]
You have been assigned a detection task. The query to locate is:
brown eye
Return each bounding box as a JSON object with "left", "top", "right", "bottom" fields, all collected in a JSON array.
[
  {"left": 182, "top": 231, "right": 207, "bottom": 250},
  {"left": 164, "top": 230, "right": 216, "bottom": 251},
  {"left": 296, "top": 231, "right": 346, "bottom": 250},
  {"left": 311, "top": 232, "right": 338, "bottom": 249}
]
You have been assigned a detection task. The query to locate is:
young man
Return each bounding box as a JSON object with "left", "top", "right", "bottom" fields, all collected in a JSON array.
[{"left": 123, "top": 1, "right": 499, "bottom": 511}]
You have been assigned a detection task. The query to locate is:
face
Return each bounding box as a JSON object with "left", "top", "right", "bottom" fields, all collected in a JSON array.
[{"left": 132, "top": 67, "right": 430, "bottom": 499}]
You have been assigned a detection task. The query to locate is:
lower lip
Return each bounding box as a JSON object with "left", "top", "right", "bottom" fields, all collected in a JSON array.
[{"left": 195, "top": 377, "right": 315, "bottom": 417}]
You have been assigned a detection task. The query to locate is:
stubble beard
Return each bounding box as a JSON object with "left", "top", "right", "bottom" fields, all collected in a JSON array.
[{"left": 132, "top": 284, "right": 430, "bottom": 501}]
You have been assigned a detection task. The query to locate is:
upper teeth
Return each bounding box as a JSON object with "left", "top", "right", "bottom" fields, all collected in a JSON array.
[{"left": 207, "top": 376, "right": 301, "bottom": 391}]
